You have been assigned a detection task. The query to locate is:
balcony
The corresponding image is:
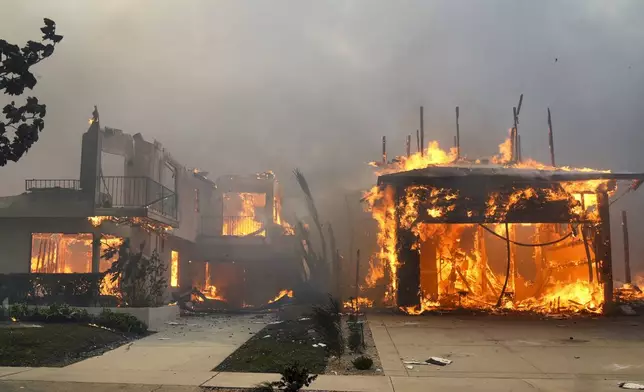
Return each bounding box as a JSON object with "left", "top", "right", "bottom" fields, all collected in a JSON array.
[
  {"left": 22, "top": 176, "right": 177, "bottom": 223},
  {"left": 26, "top": 179, "right": 82, "bottom": 191},
  {"left": 96, "top": 176, "right": 177, "bottom": 220},
  {"left": 200, "top": 216, "right": 266, "bottom": 237}
]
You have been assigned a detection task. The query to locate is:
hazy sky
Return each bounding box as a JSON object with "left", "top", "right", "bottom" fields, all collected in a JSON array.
[{"left": 2, "top": 0, "right": 644, "bottom": 273}]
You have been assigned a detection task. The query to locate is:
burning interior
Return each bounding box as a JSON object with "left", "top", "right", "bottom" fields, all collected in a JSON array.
[
  {"left": 362, "top": 141, "right": 644, "bottom": 315},
  {"left": 30, "top": 232, "right": 123, "bottom": 295}
]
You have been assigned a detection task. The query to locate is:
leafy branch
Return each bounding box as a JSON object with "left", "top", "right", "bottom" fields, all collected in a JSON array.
[{"left": 0, "top": 18, "right": 63, "bottom": 166}]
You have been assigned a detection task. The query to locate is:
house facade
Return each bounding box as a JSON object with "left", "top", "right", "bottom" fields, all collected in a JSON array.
[{"left": 0, "top": 111, "right": 300, "bottom": 306}]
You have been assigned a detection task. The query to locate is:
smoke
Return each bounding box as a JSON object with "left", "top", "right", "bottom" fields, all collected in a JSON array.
[{"left": 2, "top": 0, "right": 644, "bottom": 274}]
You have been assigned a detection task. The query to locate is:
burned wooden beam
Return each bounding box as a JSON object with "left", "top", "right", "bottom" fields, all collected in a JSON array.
[
  {"left": 622, "top": 210, "right": 631, "bottom": 284},
  {"left": 406, "top": 135, "right": 411, "bottom": 157},
  {"left": 597, "top": 191, "right": 614, "bottom": 313},
  {"left": 455, "top": 106, "right": 461, "bottom": 159},
  {"left": 420, "top": 106, "right": 424, "bottom": 155},
  {"left": 548, "top": 108, "right": 556, "bottom": 167},
  {"left": 395, "top": 185, "right": 421, "bottom": 308},
  {"left": 382, "top": 136, "right": 387, "bottom": 165}
]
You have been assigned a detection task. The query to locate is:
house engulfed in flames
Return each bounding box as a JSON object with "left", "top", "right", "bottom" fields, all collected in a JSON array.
[
  {"left": 0, "top": 109, "right": 299, "bottom": 308},
  {"left": 362, "top": 140, "right": 644, "bottom": 315}
]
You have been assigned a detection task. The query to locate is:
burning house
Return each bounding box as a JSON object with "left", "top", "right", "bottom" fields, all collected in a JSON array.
[
  {"left": 0, "top": 109, "right": 299, "bottom": 308},
  {"left": 363, "top": 140, "right": 644, "bottom": 315}
]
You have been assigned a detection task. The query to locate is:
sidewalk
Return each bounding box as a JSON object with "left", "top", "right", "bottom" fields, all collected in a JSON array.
[
  {"left": 0, "top": 368, "right": 391, "bottom": 391},
  {"left": 0, "top": 366, "right": 635, "bottom": 391}
]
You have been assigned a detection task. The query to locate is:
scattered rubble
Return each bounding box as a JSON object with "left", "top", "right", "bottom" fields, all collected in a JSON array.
[
  {"left": 427, "top": 357, "right": 453, "bottom": 366},
  {"left": 619, "top": 382, "right": 644, "bottom": 390},
  {"left": 404, "top": 357, "right": 453, "bottom": 366},
  {"left": 619, "top": 304, "right": 637, "bottom": 316}
]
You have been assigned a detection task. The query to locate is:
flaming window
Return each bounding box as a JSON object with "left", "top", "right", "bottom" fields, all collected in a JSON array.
[
  {"left": 30, "top": 233, "right": 93, "bottom": 273},
  {"left": 222, "top": 192, "right": 266, "bottom": 236}
]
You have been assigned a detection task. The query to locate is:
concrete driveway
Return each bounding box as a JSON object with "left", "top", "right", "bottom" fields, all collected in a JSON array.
[{"left": 368, "top": 313, "right": 644, "bottom": 391}]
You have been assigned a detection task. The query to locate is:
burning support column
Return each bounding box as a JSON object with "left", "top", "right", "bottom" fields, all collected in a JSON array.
[
  {"left": 596, "top": 190, "right": 614, "bottom": 313},
  {"left": 394, "top": 185, "right": 421, "bottom": 308}
]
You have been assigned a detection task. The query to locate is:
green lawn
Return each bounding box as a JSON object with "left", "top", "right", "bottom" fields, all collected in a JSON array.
[
  {"left": 0, "top": 323, "right": 128, "bottom": 367},
  {"left": 214, "top": 319, "right": 327, "bottom": 373}
]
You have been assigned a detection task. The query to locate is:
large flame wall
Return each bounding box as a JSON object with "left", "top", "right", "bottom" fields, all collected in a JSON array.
[{"left": 362, "top": 137, "right": 614, "bottom": 315}]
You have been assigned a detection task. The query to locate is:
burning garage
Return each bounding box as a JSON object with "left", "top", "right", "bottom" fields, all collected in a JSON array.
[{"left": 362, "top": 137, "right": 644, "bottom": 315}]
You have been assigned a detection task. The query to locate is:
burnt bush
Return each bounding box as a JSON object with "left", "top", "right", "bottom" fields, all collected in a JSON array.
[
  {"left": 311, "top": 296, "right": 344, "bottom": 356},
  {"left": 348, "top": 328, "right": 363, "bottom": 353},
  {"left": 352, "top": 355, "right": 373, "bottom": 370}
]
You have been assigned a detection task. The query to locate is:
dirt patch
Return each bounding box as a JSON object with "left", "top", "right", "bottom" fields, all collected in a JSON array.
[
  {"left": 0, "top": 323, "right": 135, "bottom": 367},
  {"left": 324, "top": 318, "right": 383, "bottom": 376}
]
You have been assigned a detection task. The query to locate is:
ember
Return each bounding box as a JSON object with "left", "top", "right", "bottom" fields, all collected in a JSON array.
[{"left": 344, "top": 296, "right": 374, "bottom": 312}]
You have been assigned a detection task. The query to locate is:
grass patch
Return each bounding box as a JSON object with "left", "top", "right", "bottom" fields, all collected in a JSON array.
[
  {"left": 214, "top": 319, "right": 327, "bottom": 373},
  {"left": 0, "top": 323, "right": 129, "bottom": 367}
]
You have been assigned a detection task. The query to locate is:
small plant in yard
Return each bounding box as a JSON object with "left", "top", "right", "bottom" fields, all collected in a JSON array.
[
  {"left": 352, "top": 355, "right": 373, "bottom": 370},
  {"left": 347, "top": 312, "right": 358, "bottom": 323},
  {"left": 95, "top": 309, "right": 147, "bottom": 335},
  {"left": 348, "top": 328, "right": 363, "bottom": 353},
  {"left": 311, "top": 295, "right": 344, "bottom": 356},
  {"left": 8, "top": 303, "right": 147, "bottom": 335},
  {"left": 9, "top": 303, "right": 91, "bottom": 323},
  {"left": 258, "top": 361, "right": 318, "bottom": 392}
]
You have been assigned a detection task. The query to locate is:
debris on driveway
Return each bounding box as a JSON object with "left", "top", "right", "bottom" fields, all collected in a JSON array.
[
  {"left": 619, "top": 382, "right": 644, "bottom": 390},
  {"left": 403, "top": 357, "right": 453, "bottom": 367},
  {"left": 619, "top": 305, "right": 637, "bottom": 316},
  {"left": 427, "top": 357, "right": 453, "bottom": 366}
]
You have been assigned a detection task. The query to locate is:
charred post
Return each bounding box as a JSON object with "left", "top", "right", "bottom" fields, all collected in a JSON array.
[
  {"left": 512, "top": 107, "right": 518, "bottom": 162},
  {"left": 455, "top": 106, "right": 460, "bottom": 159},
  {"left": 395, "top": 185, "right": 421, "bottom": 308},
  {"left": 382, "top": 136, "right": 387, "bottom": 165},
  {"left": 416, "top": 129, "right": 420, "bottom": 153},
  {"left": 406, "top": 135, "right": 411, "bottom": 157},
  {"left": 597, "top": 191, "right": 614, "bottom": 312},
  {"left": 355, "top": 249, "right": 360, "bottom": 304},
  {"left": 548, "top": 108, "right": 556, "bottom": 167},
  {"left": 420, "top": 106, "right": 425, "bottom": 156},
  {"left": 622, "top": 210, "right": 632, "bottom": 284}
]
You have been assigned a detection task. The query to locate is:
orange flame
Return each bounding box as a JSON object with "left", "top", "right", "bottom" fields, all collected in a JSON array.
[
  {"left": 268, "top": 289, "right": 293, "bottom": 303},
  {"left": 344, "top": 296, "right": 374, "bottom": 311}
]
